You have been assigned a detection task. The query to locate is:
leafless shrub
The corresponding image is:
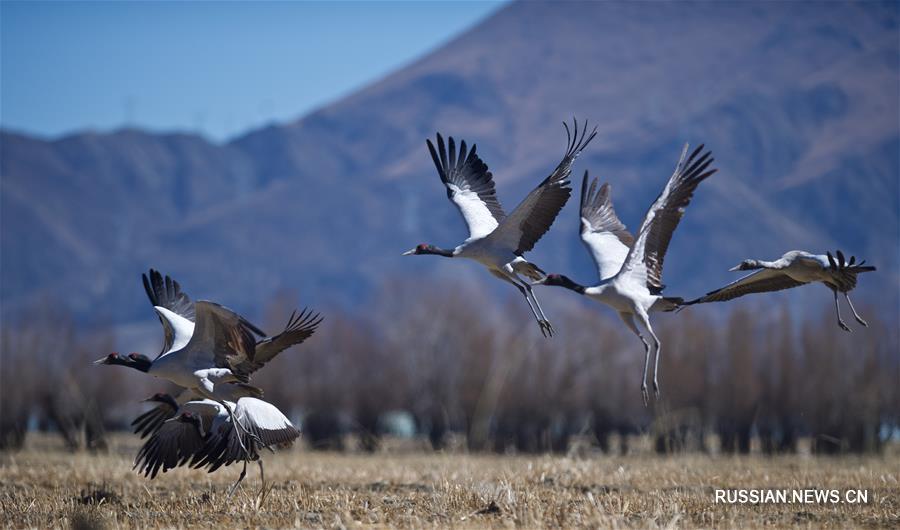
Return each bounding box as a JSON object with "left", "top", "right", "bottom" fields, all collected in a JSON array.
[{"left": 1, "top": 298, "right": 120, "bottom": 451}]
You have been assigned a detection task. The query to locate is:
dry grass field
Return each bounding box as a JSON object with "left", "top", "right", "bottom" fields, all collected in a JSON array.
[{"left": 1, "top": 435, "right": 898, "bottom": 529}]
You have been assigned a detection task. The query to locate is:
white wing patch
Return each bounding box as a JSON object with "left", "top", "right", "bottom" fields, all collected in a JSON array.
[
  {"left": 236, "top": 397, "right": 295, "bottom": 430},
  {"left": 449, "top": 184, "right": 500, "bottom": 240},
  {"left": 580, "top": 217, "right": 630, "bottom": 281},
  {"left": 155, "top": 306, "right": 195, "bottom": 357}
]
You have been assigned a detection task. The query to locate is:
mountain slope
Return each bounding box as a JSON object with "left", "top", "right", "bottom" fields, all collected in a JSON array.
[{"left": 2, "top": 0, "right": 897, "bottom": 324}]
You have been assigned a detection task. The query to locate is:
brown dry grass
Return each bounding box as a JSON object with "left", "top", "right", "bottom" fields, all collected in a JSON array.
[{"left": 1, "top": 435, "right": 898, "bottom": 529}]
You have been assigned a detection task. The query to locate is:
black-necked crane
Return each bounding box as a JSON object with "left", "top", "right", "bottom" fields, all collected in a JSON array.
[
  {"left": 403, "top": 119, "right": 597, "bottom": 336},
  {"left": 96, "top": 269, "right": 321, "bottom": 396},
  {"left": 683, "top": 250, "right": 876, "bottom": 331},
  {"left": 536, "top": 144, "right": 717, "bottom": 404},
  {"left": 133, "top": 395, "right": 299, "bottom": 497},
  {"left": 96, "top": 269, "right": 320, "bottom": 454}
]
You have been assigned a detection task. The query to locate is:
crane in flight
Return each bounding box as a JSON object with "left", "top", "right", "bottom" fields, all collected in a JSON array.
[
  {"left": 683, "top": 250, "right": 876, "bottom": 331},
  {"left": 403, "top": 118, "right": 596, "bottom": 336},
  {"left": 536, "top": 144, "right": 717, "bottom": 404}
]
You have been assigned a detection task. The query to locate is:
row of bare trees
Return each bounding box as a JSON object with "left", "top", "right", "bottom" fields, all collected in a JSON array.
[
  {"left": 257, "top": 279, "right": 897, "bottom": 454},
  {"left": 2, "top": 278, "right": 897, "bottom": 454},
  {"left": 1, "top": 301, "right": 120, "bottom": 451}
]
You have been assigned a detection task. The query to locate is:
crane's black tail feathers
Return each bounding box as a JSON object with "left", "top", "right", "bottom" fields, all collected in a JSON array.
[{"left": 826, "top": 250, "right": 877, "bottom": 274}]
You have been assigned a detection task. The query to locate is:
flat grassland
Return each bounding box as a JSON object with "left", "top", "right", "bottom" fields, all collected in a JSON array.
[{"left": 1, "top": 436, "right": 897, "bottom": 529}]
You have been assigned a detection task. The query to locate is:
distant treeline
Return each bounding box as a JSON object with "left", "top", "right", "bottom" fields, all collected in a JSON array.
[{"left": 2, "top": 279, "right": 897, "bottom": 455}]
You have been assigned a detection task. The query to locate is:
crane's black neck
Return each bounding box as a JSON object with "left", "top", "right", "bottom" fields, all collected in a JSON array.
[
  {"left": 108, "top": 354, "right": 152, "bottom": 373},
  {"left": 544, "top": 274, "right": 586, "bottom": 294}
]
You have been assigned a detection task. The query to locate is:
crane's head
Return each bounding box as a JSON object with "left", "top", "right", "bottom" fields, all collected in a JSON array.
[
  {"left": 126, "top": 353, "right": 152, "bottom": 372},
  {"left": 93, "top": 351, "right": 152, "bottom": 372},
  {"left": 128, "top": 352, "right": 151, "bottom": 363},
  {"left": 402, "top": 244, "right": 453, "bottom": 257},
  {"left": 94, "top": 352, "right": 127, "bottom": 366}
]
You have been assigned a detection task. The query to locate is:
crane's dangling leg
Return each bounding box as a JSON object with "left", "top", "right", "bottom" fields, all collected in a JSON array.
[
  {"left": 219, "top": 400, "right": 250, "bottom": 458},
  {"left": 522, "top": 280, "right": 554, "bottom": 337},
  {"left": 227, "top": 459, "right": 248, "bottom": 497},
  {"left": 520, "top": 285, "right": 550, "bottom": 337},
  {"left": 844, "top": 292, "right": 868, "bottom": 327},
  {"left": 510, "top": 260, "right": 554, "bottom": 335},
  {"left": 216, "top": 399, "right": 261, "bottom": 461},
  {"left": 490, "top": 270, "right": 550, "bottom": 337},
  {"left": 620, "top": 312, "right": 651, "bottom": 406},
  {"left": 198, "top": 379, "right": 259, "bottom": 460},
  {"left": 634, "top": 310, "right": 662, "bottom": 400},
  {"left": 648, "top": 324, "right": 662, "bottom": 399},
  {"left": 833, "top": 289, "right": 851, "bottom": 332}
]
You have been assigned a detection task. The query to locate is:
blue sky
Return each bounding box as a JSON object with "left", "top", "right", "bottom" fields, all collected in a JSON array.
[{"left": 1, "top": 1, "right": 505, "bottom": 142}]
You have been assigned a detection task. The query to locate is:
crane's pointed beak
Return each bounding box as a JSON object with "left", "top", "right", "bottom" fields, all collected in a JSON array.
[
  {"left": 402, "top": 248, "right": 416, "bottom": 256},
  {"left": 728, "top": 263, "right": 743, "bottom": 272},
  {"left": 93, "top": 356, "right": 109, "bottom": 365},
  {"left": 531, "top": 278, "right": 548, "bottom": 286}
]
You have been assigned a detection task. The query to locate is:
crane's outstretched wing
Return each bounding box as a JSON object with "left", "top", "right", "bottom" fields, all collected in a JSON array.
[
  {"left": 617, "top": 143, "right": 716, "bottom": 292},
  {"left": 487, "top": 118, "right": 596, "bottom": 255},
  {"left": 143, "top": 269, "right": 195, "bottom": 320},
  {"left": 427, "top": 134, "right": 506, "bottom": 240},
  {"left": 684, "top": 269, "right": 806, "bottom": 304},
  {"left": 234, "top": 309, "right": 322, "bottom": 375},
  {"left": 131, "top": 390, "right": 195, "bottom": 439},
  {"left": 133, "top": 401, "right": 220, "bottom": 479},
  {"left": 143, "top": 269, "right": 196, "bottom": 358},
  {"left": 579, "top": 172, "right": 633, "bottom": 281},
  {"left": 184, "top": 301, "right": 264, "bottom": 380}
]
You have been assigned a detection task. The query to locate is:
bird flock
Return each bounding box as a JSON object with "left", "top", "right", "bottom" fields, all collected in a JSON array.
[
  {"left": 98, "top": 117, "right": 875, "bottom": 493},
  {"left": 403, "top": 118, "right": 876, "bottom": 404}
]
